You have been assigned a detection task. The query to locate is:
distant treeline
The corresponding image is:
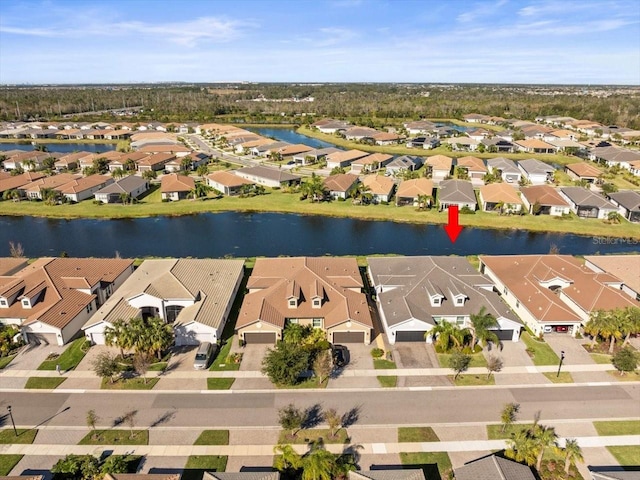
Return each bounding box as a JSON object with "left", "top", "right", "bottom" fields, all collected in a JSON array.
[{"left": 1, "top": 83, "right": 639, "bottom": 129}]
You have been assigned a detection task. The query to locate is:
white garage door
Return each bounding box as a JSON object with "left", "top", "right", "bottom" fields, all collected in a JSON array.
[
  {"left": 174, "top": 331, "right": 214, "bottom": 346},
  {"left": 90, "top": 332, "right": 105, "bottom": 345}
]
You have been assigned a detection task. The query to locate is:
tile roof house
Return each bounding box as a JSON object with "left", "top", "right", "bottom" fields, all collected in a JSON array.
[
  {"left": 372, "top": 131, "right": 400, "bottom": 145},
  {"left": 584, "top": 255, "right": 640, "bottom": 301},
  {"left": 204, "top": 472, "right": 279, "bottom": 480},
  {"left": 487, "top": 157, "right": 522, "bottom": 183},
  {"left": 323, "top": 173, "right": 359, "bottom": 199},
  {"left": 396, "top": 178, "right": 434, "bottom": 206},
  {"left": 3, "top": 151, "right": 50, "bottom": 171},
  {"left": 437, "top": 179, "right": 477, "bottom": 211},
  {"left": 559, "top": 187, "right": 618, "bottom": 219},
  {"left": 518, "top": 159, "right": 555, "bottom": 185},
  {"left": 455, "top": 455, "right": 536, "bottom": 480},
  {"left": 514, "top": 139, "right": 556, "bottom": 154},
  {"left": 161, "top": 173, "right": 195, "bottom": 201},
  {"left": 350, "top": 153, "right": 393, "bottom": 174},
  {"left": 56, "top": 174, "right": 114, "bottom": 202},
  {"left": 479, "top": 183, "right": 522, "bottom": 213},
  {"left": 344, "top": 126, "right": 379, "bottom": 141},
  {"left": 0, "top": 172, "right": 46, "bottom": 196},
  {"left": 361, "top": 174, "right": 395, "bottom": 203},
  {"left": 206, "top": 171, "right": 255, "bottom": 196},
  {"left": 94, "top": 175, "right": 149, "bottom": 204},
  {"left": 83, "top": 259, "right": 244, "bottom": 346},
  {"left": 565, "top": 162, "right": 603, "bottom": 183},
  {"left": 137, "top": 153, "right": 176, "bottom": 172},
  {"left": 54, "top": 151, "right": 93, "bottom": 172},
  {"left": 108, "top": 151, "right": 151, "bottom": 172},
  {"left": 444, "top": 136, "right": 479, "bottom": 151},
  {"left": 234, "top": 166, "right": 301, "bottom": 188},
  {"left": 589, "top": 469, "right": 640, "bottom": 480},
  {"left": 385, "top": 155, "right": 424, "bottom": 177},
  {"left": 426, "top": 155, "right": 453, "bottom": 180},
  {"left": 368, "top": 256, "right": 522, "bottom": 344},
  {"left": 325, "top": 149, "right": 369, "bottom": 169},
  {"left": 0, "top": 257, "right": 134, "bottom": 345},
  {"left": 520, "top": 185, "right": 571, "bottom": 216},
  {"left": 349, "top": 471, "right": 426, "bottom": 480},
  {"left": 19, "top": 173, "right": 82, "bottom": 200},
  {"left": 479, "top": 255, "right": 638, "bottom": 336},
  {"left": 606, "top": 190, "right": 640, "bottom": 222},
  {"left": 0, "top": 258, "right": 29, "bottom": 276},
  {"left": 291, "top": 147, "right": 341, "bottom": 165},
  {"left": 236, "top": 257, "right": 373, "bottom": 345},
  {"left": 589, "top": 146, "right": 640, "bottom": 170},
  {"left": 456, "top": 156, "right": 487, "bottom": 183}
]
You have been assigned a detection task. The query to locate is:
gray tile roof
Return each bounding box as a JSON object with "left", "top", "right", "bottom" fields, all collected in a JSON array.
[
  {"left": 349, "top": 470, "right": 425, "bottom": 480},
  {"left": 560, "top": 187, "right": 617, "bottom": 209},
  {"left": 95, "top": 175, "right": 148, "bottom": 195},
  {"left": 387, "top": 155, "right": 423, "bottom": 169},
  {"left": 607, "top": 190, "right": 640, "bottom": 211},
  {"left": 455, "top": 455, "right": 536, "bottom": 480},
  {"left": 590, "top": 470, "right": 640, "bottom": 480},
  {"left": 204, "top": 473, "right": 280, "bottom": 480},
  {"left": 518, "top": 158, "right": 555, "bottom": 175},
  {"left": 438, "top": 180, "right": 477, "bottom": 204},
  {"left": 236, "top": 165, "right": 301, "bottom": 183},
  {"left": 487, "top": 157, "right": 521, "bottom": 174}
]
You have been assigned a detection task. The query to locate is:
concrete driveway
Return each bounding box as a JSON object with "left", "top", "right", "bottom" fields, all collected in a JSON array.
[
  {"left": 543, "top": 334, "right": 595, "bottom": 365},
  {"left": 240, "top": 344, "right": 270, "bottom": 371},
  {"left": 483, "top": 340, "right": 533, "bottom": 367},
  {"left": 5, "top": 344, "right": 65, "bottom": 371},
  {"left": 166, "top": 346, "right": 198, "bottom": 372},
  {"left": 75, "top": 344, "right": 117, "bottom": 371},
  {"left": 340, "top": 344, "right": 374, "bottom": 371},
  {"left": 392, "top": 343, "right": 436, "bottom": 368}
]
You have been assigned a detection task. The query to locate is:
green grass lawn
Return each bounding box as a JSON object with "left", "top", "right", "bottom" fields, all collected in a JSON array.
[
  {"left": 521, "top": 332, "right": 560, "bottom": 365},
  {"left": 193, "top": 430, "right": 229, "bottom": 445},
  {"left": 78, "top": 429, "right": 148, "bottom": 445},
  {"left": 400, "top": 452, "right": 453, "bottom": 480},
  {"left": 589, "top": 352, "right": 612, "bottom": 364},
  {"left": 0, "top": 455, "right": 23, "bottom": 475},
  {"left": 207, "top": 378, "right": 235, "bottom": 390},
  {"left": 24, "top": 376, "right": 67, "bottom": 389},
  {"left": 608, "top": 370, "right": 640, "bottom": 381},
  {"left": 183, "top": 455, "right": 227, "bottom": 480},
  {"left": 398, "top": 427, "right": 440, "bottom": 442},
  {"left": 278, "top": 428, "right": 349, "bottom": 445},
  {"left": 209, "top": 339, "right": 240, "bottom": 371},
  {"left": 594, "top": 420, "right": 640, "bottom": 436},
  {"left": 450, "top": 373, "right": 496, "bottom": 386},
  {"left": 101, "top": 377, "right": 159, "bottom": 389},
  {"left": 486, "top": 423, "right": 535, "bottom": 440},
  {"left": 0, "top": 355, "right": 16, "bottom": 370},
  {"left": 543, "top": 372, "right": 574, "bottom": 383},
  {"left": 38, "top": 338, "right": 90, "bottom": 371},
  {"left": 277, "top": 376, "right": 328, "bottom": 389},
  {"left": 0, "top": 429, "right": 37, "bottom": 444},
  {"left": 607, "top": 446, "right": 640, "bottom": 467},
  {"left": 437, "top": 352, "right": 488, "bottom": 368},
  {"left": 148, "top": 362, "right": 168, "bottom": 371},
  {"left": 377, "top": 375, "right": 397, "bottom": 387},
  {"left": 374, "top": 359, "right": 397, "bottom": 369}
]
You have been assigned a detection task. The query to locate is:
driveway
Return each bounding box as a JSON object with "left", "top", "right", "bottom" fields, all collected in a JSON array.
[
  {"left": 483, "top": 341, "right": 533, "bottom": 367},
  {"left": 340, "top": 344, "right": 374, "bottom": 371},
  {"left": 392, "top": 343, "right": 436, "bottom": 368},
  {"left": 165, "top": 346, "right": 198, "bottom": 372},
  {"left": 76, "top": 345, "right": 117, "bottom": 371},
  {"left": 4, "top": 344, "right": 65, "bottom": 371},
  {"left": 239, "top": 344, "right": 270, "bottom": 371},
  {"left": 543, "top": 334, "right": 595, "bottom": 365}
]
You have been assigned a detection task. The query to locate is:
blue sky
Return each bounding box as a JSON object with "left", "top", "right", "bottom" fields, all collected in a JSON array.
[{"left": 1, "top": 0, "right": 639, "bottom": 84}]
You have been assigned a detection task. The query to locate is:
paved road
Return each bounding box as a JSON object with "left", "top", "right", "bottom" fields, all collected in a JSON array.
[
  {"left": 3, "top": 384, "right": 638, "bottom": 430},
  {"left": 185, "top": 134, "right": 255, "bottom": 167}
]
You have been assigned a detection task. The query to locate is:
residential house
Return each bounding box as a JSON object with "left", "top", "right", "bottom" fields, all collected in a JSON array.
[
  {"left": 165, "top": 153, "right": 208, "bottom": 173},
  {"left": 606, "top": 190, "right": 640, "bottom": 222},
  {"left": 108, "top": 151, "right": 150, "bottom": 172},
  {"left": 312, "top": 118, "right": 350, "bottom": 134},
  {"left": 56, "top": 174, "right": 114, "bottom": 202},
  {"left": 559, "top": 187, "right": 618, "bottom": 219},
  {"left": 55, "top": 128, "right": 84, "bottom": 140},
  {"left": 0, "top": 172, "right": 46, "bottom": 197},
  {"left": 325, "top": 149, "right": 369, "bottom": 169},
  {"left": 584, "top": 255, "right": 640, "bottom": 301},
  {"left": 463, "top": 113, "right": 490, "bottom": 123},
  {"left": 487, "top": 157, "right": 522, "bottom": 183},
  {"left": 291, "top": 147, "right": 341, "bottom": 165},
  {"left": 274, "top": 143, "right": 314, "bottom": 160},
  {"left": 518, "top": 158, "right": 555, "bottom": 185},
  {"left": 565, "top": 162, "right": 603, "bottom": 183},
  {"left": 83, "top": 259, "right": 244, "bottom": 346},
  {"left": 19, "top": 173, "right": 81, "bottom": 200},
  {"left": 234, "top": 166, "right": 301, "bottom": 188},
  {"left": 323, "top": 173, "right": 359, "bottom": 200},
  {"left": 629, "top": 159, "right": 640, "bottom": 177},
  {"left": 426, "top": 155, "right": 453, "bottom": 180},
  {"left": 204, "top": 472, "right": 279, "bottom": 480},
  {"left": 385, "top": 155, "right": 424, "bottom": 177},
  {"left": 368, "top": 256, "right": 522, "bottom": 344},
  {"left": 361, "top": 174, "right": 395, "bottom": 203},
  {"left": 137, "top": 153, "right": 175, "bottom": 173},
  {"left": 350, "top": 153, "right": 393, "bottom": 174},
  {"left": 0, "top": 258, "right": 28, "bottom": 276},
  {"left": 235, "top": 137, "right": 273, "bottom": 154},
  {"left": 466, "top": 128, "right": 491, "bottom": 142},
  {"left": 479, "top": 255, "right": 638, "bottom": 336},
  {"left": 161, "top": 173, "right": 195, "bottom": 201},
  {"left": 3, "top": 151, "right": 50, "bottom": 171},
  {"left": 479, "top": 183, "right": 522, "bottom": 213},
  {"left": 545, "top": 137, "right": 584, "bottom": 154},
  {"left": 0, "top": 257, "right": 134, "bottom": 345},
  {"left": 438, "top": 179, "right": 477, "bottom": 211},
  {"left": 250, "top": 141, "right": 290, "bottom": 158},
  {"left": 455, "top": 156, "right": 487, "bottom": 183},
  {"left": 206, "top": 171, "right": 255, "bottom": 196},
  {"left": 53, "top": 152, "right": 93, "bottom": 172},
  {"left": 481, "top": 137, "right": 515, "bottom": 152},
  {"left": 237, "top": 257, "right": 372, "bottom": 344},
  {"left": 520, "top": 185, "right": 571, "bottom": 216},
  {"left": 444, "top": 137, "right": 479, "bottom": 151},
  {"left": 395, "top": 178, "right": 433, "bottom": 206},
  {"left": 94, "top": 175, "right": 149, "bottom": 204},
  {"left": 589, "top": 146, "right": 640, "bottom": 170},
  {"left": 406, "top": 136, "right": 439, "bottom": 149},
  {"left": 372, "top": 131, "right": 400, "bottom": 145},
  {"left": 404, "top": 120, "right": 436, "bottom": 135},
  {"left": 344, "top": 126, "right": 379, "bottom": 141},
  {"left": 590, "top": 470, "right": 640, "bottom": 480},
  {"left": 455, "top": 455, "right": 536, "bottom": 480},
  {"left": 348, "top": 471, "right": 425, "bottom": 480},
  {"left": 514, "top": 139, "right": 556, "bottom": 154},
  {"left": 137, "top": 144, "right": 192, "bottom": 157}
]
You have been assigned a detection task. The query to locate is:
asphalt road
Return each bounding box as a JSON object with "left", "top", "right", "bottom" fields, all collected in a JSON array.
[{"left": 2, "top": 384, "right": 638, "bottom": 430}]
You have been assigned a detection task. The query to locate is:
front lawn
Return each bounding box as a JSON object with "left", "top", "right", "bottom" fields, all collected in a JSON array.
[
  {"left": 590, "top": 352, "right": 612, "bottom": 364},
  {"left": 0, "top": 429, "right": 37, "bottom": 444},
  {"left": 450, "top": 374, "right": 495, "bottom": 386},
  {"left": 521, "top": 332, "right": 559, "bottom": 365},
  {"left": 207, "top": 378, "right": 235, "bottom": 390},
  {"left": 400, "top": 452, "right": 453, "bottom": 480},
  {"left": 101, "top": 377, "right": 159, "bottom": 390},
  {"left": 377, "top": 375, "right": 397, "bottom": 387},
  {"left": 183, "top": 455, "right": 227, "bottom": 480},
  {"left": 486, "top": 423, "right": 535, "bottom": 440},
  {"left": 398, "top": 427, "right": 440, "bottom": 442},
  {"left": 38, "top": 338, "right": 90, "bottom": 371},
  {"left": 24, "top": 377, "right": 67, "bottom": 389},
  {"left": 209, "top": 339, "right": 241, "bottom": 371},
  {"left": 593, "top": 420, "right": 640, "bottom": 436},
  {"left": 437, "top": 353, "right": 487, "bottom": 368},
  {"left": 0, "top": 454, "right": 23, "bottom": 475},
  {"left": 278, "top": 428, "right": 349, "bottom": 445},
  {"left": 78, "top": 429, "right": 149, "bottom": 445},
  {"left": 608, "top": 370, "right": 640, "bottom": 381},
  {"left": 374, "top": 359, "right": 397, "bottom": 369},
  {"left": 607, "top": 446, "right": 640, "bottom": 467},
  {"left": 0, "top": 355, "right": 16, "bottom": 370},
  {"left": 193, "top": 430, "right": 229, "bottom": 445},
  {"left": 276, "top": 376, "right": 328, "bottom": 389},
  {"left": 543, "top": 372, "right": 573, "bottom": 383}
]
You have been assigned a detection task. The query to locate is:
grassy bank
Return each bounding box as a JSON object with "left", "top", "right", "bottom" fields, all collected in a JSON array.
[{"left": 2, "top": 186, "right": 639, "bottom": 239}]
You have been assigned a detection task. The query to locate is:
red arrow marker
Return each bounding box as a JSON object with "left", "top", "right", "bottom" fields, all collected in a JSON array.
[{"left": 444, "top": 205, "right": 463, "bottom": 243}]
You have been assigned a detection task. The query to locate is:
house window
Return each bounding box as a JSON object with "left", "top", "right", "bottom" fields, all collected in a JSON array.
[
  {"left": 22, "top": 299, "right": 30, "bottom": 307},
  {"left": 456, "top": 316, "right": 465, "bottom": 325},
  {"left": 288, "top": 319, "right": 299, "bottom": 324},
  {"left": 0, "top": 299, "right": 7, "bottom": 307},
  {"left": 456, "top": 297, "right": 464, "bottom": 306},
  {"left": 288, "top": 299, "right": 297, "bottom": 308},
  {"left": 165, "top": 305, "right": 184, "bottom": 323},
  {"left": 312, "top": 318, "right": 322, "bottom": 328},
  {"left": 516, "top": 300, "right": 520, "bottom": 308},
  {"left": 86, "top": 303, "right": 93, "bottom": 313},
  {"left": 312, "top": 298, "right": 321, "bottom": 308},
  {"left": 503, "top": 287, "right": 508, "bottom": 295}
]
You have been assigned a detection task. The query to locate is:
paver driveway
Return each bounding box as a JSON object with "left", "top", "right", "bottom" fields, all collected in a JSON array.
[{"left": 393, "top": 343, "right": 436, "bottom": 368}]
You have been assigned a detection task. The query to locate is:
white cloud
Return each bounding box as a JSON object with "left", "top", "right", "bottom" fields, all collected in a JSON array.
[{"left": 457, "top": 0, "right": 508, "bottom": 23}]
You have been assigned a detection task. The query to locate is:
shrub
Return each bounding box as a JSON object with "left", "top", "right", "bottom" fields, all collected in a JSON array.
[{"left": 371, "top": 348, "right": 384, "bottom": 359}]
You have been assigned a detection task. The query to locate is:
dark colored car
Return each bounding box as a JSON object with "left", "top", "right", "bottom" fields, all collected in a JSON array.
[{"left": 332, "top": 344, "right": 350, "bottom": 367}]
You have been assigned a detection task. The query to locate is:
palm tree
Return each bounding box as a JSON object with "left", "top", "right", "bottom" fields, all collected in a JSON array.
[
  {"left": 598, "top": 310, "right": 624, "bottom": 354},
  {"left": 506, "top": 428, "right": 538, "bottom": 467},
  {"left": 119, "top": 192, "right": 131, "bottom": 205},
  {"left": 104, "top": 318, "right": 135, "bottom": 358},
  {"left": 607, "top": 211, "right": 622, "bottom": 224},
  {"left": 621, "top": 306, "right": 640, "bottom": 346},
  {"left": 533, "top": 424, "right": 558, "bottom": 471},
  {"left": 562, "top": 438, "right": 583, "bottom": 476},
  {"left": 112, "top": 168, "right": 125, "bottom": 180},
  {"left": 190, "top": 182, "right": 211, "bottom": 200},
  {"left": 180, "top": 156, "right": 193, "bottom": 172},
  {"left": 273, "top": 444, "right": 302, "bottom": 471},
  {"left": 352, "top": 183, "right": 372, "bottom": 205},
  {"left": 23, "top": 159, "right": 36, "bottom": 171},
  {"left": 124, "top": 158, "right": 136, "bottom": 172},
  {"left": 300, "top": 173, "right": 328, "bottom": 202},
  {"left": 430, "top": 321, "right": 468, "bottom": 353},
  {"left": 584, "top": 310, "right": 609, "bottom": 348},
  {"left": 469, "top": 307, "right": 499, "bottom": 350},
  {"left": 283, "top": 323, "right": 308, "bottom": 344},
  {"left": 146, "top": 317, "right": 174, "bottom": 360},
  {"left": 302, "top": 441, "right": 335, "bottom": 480}
]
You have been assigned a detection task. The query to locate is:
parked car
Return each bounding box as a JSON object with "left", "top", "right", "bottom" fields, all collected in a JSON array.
[
  {"left": 193, "top": 342, "right": 217, "bottom": 370},
  {"left": 331, "top": 344, "right": 350, "bottom": 367},
  {"left": 555, "top": 326, "right": 569, "bottom": 333}
]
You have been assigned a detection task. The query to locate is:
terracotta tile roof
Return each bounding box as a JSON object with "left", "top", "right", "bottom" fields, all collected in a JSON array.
[
  {"left": 396, "top": 178, "right": 433, "bottom": 198},
  {"left": 326, "top": 149, "right": 369, "bottom": 163},
  {"left": 323, "top": 173, "right": 359, "bottom": 192},
  {"left": 565, "top": 162, "right": 602, "bottom": 177},
  {"left": 426, "top": 155, "right": 453, "bottom": 170},
  {"left": 0, "top": 172, "right": 46, "bottom": 193},
  {"left": 206, "top": 171, "right": 254, "bottom": 188},
  {"left": 138, "top": 153, "right": 175, "bottom": 167},
  {"left": 238, "top": 257, "right": 371, "bottom": 330},
  {"left": 515, "top": 139, "right": 555, "bottom": 149},
  {"left": 104, "top": 475, "right": 181, "bottom": 480},
  {"left": 456, "top": 156, "right": 487, "bottom": 172},
  {"left": 584, "top": 255, "right": 640, "bottom": 294},
  {"left": 56, "top": 175, "right": 112, "bottom": 195},
  {"left": 351, "top": 153, "right": 393, "bottom": 165},
  {"left": 362, "top": 174, "right": 395, "bottom": 195},
  {"left": 372, "top": 132, "right": 400, "bottom": 141},
  {"left": 0, "top": 258, "right": 28, "bottom": 276},
  {"left": 521, "top": 185, "right": 569, "bottom": 207},
  {"left": 479, "top": 183, "right": 521, "bottom": 204},
  {"left": 138, "top": 144, "right": 191, "bottom": 154},
  {"left": 20, "top": 173, "right": 82, "bottom": 193},
  {"left": 276, "top": 144, "right": 314, "bottom": 156},
  {"left": 161, "top": 173, "right": 195, "bottom": 193},
  {"left": 93, "top": 151, "right": 123, "bottom": 161}
]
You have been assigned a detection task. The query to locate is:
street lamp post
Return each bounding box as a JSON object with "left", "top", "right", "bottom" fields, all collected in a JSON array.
[
  {"left": 557, "top": 350, "right": 565, "bottom": 377},
  {"left": 6, "top": 406, "right": 17, "bottom": 436}
]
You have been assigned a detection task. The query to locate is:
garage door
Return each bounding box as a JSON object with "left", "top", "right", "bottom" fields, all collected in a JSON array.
[
  {"left": 244, "top": 332, "right": 277, "bottom": 344},
  {"left": 395, "top": 330, "right": 428, "bottom": 342},
  {"left": 175, "top": 332, "right": 213, "bottom": 346},
  {"left": 494, "top": 329, "right": 515, "bottom": 341},
  {"left": 26, "top": 332, "right": 58, "bottom": 345},
  {"left": 332, "top": 331, "right": 365, "bottom": 344},
  {"left": 90, "top": 332, "right": 105, "bottom": 345}
]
